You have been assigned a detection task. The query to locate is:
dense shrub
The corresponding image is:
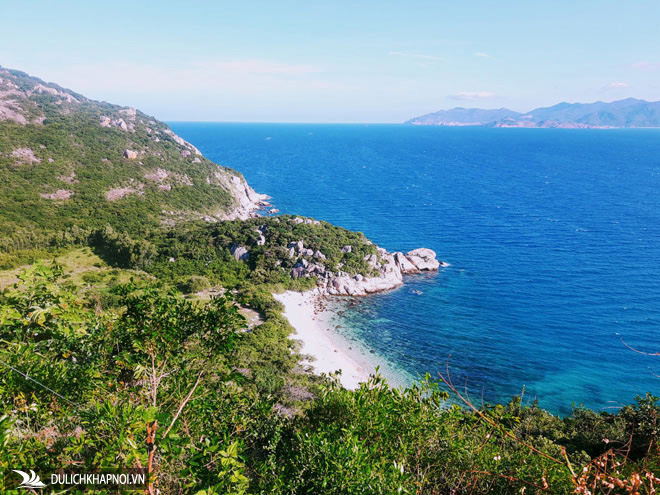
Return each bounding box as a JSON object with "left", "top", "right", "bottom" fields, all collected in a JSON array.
[{"left": 177, "top": 275, "right": 211, "bottom": 294}]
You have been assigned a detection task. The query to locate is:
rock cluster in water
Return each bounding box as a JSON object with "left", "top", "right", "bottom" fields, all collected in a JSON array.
[{"left": 287, "top": 241, "right": 446, "bottom": 296}]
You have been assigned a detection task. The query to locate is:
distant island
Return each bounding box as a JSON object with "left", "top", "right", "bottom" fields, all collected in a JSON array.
[{"left": 406, "top": 98, "right": 660, "bottom": 128}]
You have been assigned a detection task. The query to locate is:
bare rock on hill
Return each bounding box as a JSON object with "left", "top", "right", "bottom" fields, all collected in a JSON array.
[
  {"left": 118, "top": 107, "right": 136, "bottom": 121},
  {"left": 123, "top": 149, "right": 138, "bottom": 160},
  {"left": 212, "top": 173, "right": 271, "bottom": 220},
  {"left": 40, "top": 189, "right": 74, "bottom": 200},
  {"left": 144, "top": 168, "right": 169, "bottom": 182},
  {"left": 105, "top": 183, "right": 145, "bottom": 201},
  {"left": 32, "top": 83, "right": 79, "bottom": 103},
  {"left": 0, "top": 102, "right": 27, "bottom": 124},
  {"left": 11, "top": 147, "right": 41, "bottom": 164},
  {"left": 57, "top": 172, "right": 78, "bottom": 184},
  {"left": 231, "top": 244, "right": 249, "bottom": 261}
]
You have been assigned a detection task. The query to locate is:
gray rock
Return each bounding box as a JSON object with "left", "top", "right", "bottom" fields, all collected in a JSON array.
[{"left": 230, "top": 244, "right": 249, "bottom": 261}]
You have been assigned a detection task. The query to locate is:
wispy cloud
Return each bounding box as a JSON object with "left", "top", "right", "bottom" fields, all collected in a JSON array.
[
  {"left": 603, "top": 81, "right": 630, "bottom": 90},
  {"left": 632, "top": 60, "right": 660, "bottom": 70},
  {"left": 389, "top": 51, "right": 442, "bottom": 61},
  {"left": 450, "top": 91, "right": 495, "bottom": 101},
  {"left": 473, "top": 52, "right": 493, "bottom": 59}
]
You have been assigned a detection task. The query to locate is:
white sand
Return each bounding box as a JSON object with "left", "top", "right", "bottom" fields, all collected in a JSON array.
[{"left": 274, "top": 290, "right": 371, "bottom": 389}]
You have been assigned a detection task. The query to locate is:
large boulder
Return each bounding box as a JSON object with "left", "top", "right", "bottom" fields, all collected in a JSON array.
[
  {"left": 404, "top": 248, "right": 440, "bottom": 271},
  {"left": 230, "top": 244, "right": 249, "bottom": 261},
  {"left": 123, "top": 149, "right": 138, "bottom": 160},
  {"left": 393, "top": 252, "right": 419, "bottom": 274}
]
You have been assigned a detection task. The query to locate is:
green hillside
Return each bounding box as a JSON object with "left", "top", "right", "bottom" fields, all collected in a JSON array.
[{"left": 0, "top": 67, "right": 265, "bottom": 246}]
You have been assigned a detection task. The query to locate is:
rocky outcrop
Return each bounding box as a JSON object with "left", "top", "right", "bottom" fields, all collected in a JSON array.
[
  {"left": 11, "top": 147, "right": 41, "bottom": 164},
  {"left": 393, "top": 252, "right": 418, "bottom": 273},
  {"left": 144, "top": 168, "right": 169, "bottom": 182},
  {"left": 230, "top": 244, "right": 250, "bottom": 261},
  {"left": 40, "top": 189, "right": 74, "bottom": 200},
  {"left": 105, "top": 183, "right": 145, "bottom": 201},
  {"left": 123, "top": 149, "right": 138, "bottom": 160},
  {"left": 401, "top": 248, "right": 441, "bottom": 272},
  {"left": 163, "top": 129, "right": 202, "bottom": 156},
  {"left": 213, "top": 173, "right": 271, "bottom": 220},
  {"left": 285, "top": 243, "right": 445, "bottom": 297}
]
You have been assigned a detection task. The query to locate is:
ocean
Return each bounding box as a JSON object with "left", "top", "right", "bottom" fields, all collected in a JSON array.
[{"left": 170, "top": 122, "right": 660, "bottom": 415}]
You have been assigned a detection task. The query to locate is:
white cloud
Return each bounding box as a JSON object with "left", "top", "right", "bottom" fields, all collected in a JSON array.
[
  {"left": 450, "top": 91, "right": 495, "bottom": 101},
  {"left": 632, "top": 61, "right": 660, "bottom": 70},
  {"left": 389, "top": 51, "right": 442, "bottom": 61},
  {"left": 473, "top": 52, "right": 493, "bottom": 58},
  {"left": 603, "top": 81, "right": 630, "bottom": 90}
]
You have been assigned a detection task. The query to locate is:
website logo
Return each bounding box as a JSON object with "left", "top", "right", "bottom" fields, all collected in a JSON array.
[{"left": 12, "top": 470, "right": 47, "bottom": 489}]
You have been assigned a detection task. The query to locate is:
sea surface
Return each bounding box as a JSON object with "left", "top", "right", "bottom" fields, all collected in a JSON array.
[{"left": 170, "top": 122, "right": 660, "bottom": 415}]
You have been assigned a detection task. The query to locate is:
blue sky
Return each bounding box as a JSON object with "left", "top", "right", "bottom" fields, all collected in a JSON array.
[{"left": 2, "top": 0, "right": 659, "bottom": 122}]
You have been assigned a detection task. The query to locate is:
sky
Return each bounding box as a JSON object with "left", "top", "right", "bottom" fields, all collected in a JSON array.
[{"left": 1, "top": 0, "right": 659, "bottom": 122}]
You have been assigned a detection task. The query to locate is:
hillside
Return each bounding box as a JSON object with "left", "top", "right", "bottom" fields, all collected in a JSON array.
[
  {"left": 407, "top": 98, "right": 660, "bottom": 128},
  {"left": 0, "top": 67, "right": 268, "bottom": 244},
  {"left": 405, "top": 107, "right": 521, "bottom": 126}
]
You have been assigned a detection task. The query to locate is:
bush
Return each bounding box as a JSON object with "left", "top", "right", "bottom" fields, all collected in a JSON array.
[{"left": 177, "top": 275, "right": 210, "bottom": 293}]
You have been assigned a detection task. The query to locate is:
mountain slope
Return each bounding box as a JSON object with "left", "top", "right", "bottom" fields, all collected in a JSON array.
[
  {"left": 407, "top": 98, "right": 660, "bottom": 128},
  {"left": 405, "top": 107, "right": 521, "bottom": 126},
  {"left": 0, "top": 67, "right": 268, "bottom": 243},
  {"left": 516, "top": 98, "right": 660, "bottom": 128}
]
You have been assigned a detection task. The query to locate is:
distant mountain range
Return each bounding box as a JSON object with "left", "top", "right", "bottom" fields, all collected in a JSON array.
[{"left": 406, "top": 98, "right": 660, "bottom": 128}]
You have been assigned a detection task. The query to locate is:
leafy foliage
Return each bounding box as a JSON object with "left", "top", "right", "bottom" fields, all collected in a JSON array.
[{"left": 1, "top": 265, "right": 659, "bottom": 494}]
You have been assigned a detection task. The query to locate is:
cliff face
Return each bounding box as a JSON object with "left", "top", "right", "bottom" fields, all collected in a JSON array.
[{"left": 0, "top": 67, "right": 267, "bottom": 239}]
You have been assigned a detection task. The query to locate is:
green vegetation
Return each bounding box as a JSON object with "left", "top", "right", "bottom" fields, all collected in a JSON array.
[
  {"left": 2, "top": 66, "right": 659, "bottom": 494},
  {"left": 141, "top": 216, "right": 380, "bottom": 288},
  {"left": 0, "top": 67, "right": 246, "bottom": 244},
  {"left": 1, "top": 265, "right": 659, "bottom": 494}
]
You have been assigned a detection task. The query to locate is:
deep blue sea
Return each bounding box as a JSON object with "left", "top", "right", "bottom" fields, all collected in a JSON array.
[{"left": 170, "top": 122, "right": 660, "bottom": 415}]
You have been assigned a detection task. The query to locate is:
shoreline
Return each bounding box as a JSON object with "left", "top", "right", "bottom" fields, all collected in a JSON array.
[{"left": 274, "top": 290, "right": 373, "bottom": 389}]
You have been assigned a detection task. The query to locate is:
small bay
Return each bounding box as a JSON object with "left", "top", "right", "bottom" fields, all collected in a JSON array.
[{"left": 171, "top": 122, "right": 660, "bottom": 415}]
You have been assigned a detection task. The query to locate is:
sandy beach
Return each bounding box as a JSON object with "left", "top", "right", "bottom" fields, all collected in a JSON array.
[{"left": 274, "top": 290, "right": 372, "bottom": 389}]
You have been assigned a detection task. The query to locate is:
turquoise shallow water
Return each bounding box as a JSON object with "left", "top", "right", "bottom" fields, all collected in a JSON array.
[{"left": 170, "top": 122, "right": 660, "bottom": 415}]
